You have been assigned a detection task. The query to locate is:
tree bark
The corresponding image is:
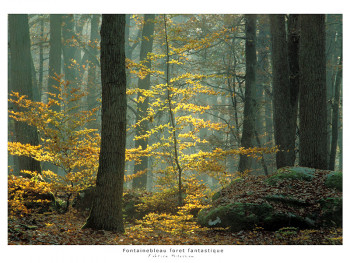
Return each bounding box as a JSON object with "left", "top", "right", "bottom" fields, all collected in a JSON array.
[
  {"left": 238, "top": 14, "right": 257, "bottom": 173},
  {"left": 62, "top": 15, "right": 78, "bottom": 90},
  {"left": 83, "top": 14, "right": 126, "bottom": 232},
  {"left": 38, "top": 17, "right": 44, "bottom": 97},
  {"left": 43, "top": 14, "right": 62, "bottom": 175},
  {"left": 299, "top": 15, "right": 328, "bottom": 169},
  {"left": 328, "top": 54, "right": 342, "bottom": 170},
  {"left": 132, "top": 14, "right": 155, "bottom": 190},
  {"left": 86, "top": 14, "right": 100, "bottom": 129},
  {"left": 9, "top": 14, "right": 42, "bottom": 176},
  {"left": 164, "top": 15, "right": 183, "bottom": 206},
  {"left": 48, "top": 14, "right": 62, "bottom": 112},
  {"left": 269, "top": 14, "right": 298, "bottom": 169},
  {"left": 337, "top": 111, "right": 342, "bottom": 170},
  {"left": 256, "top": 15, "right": 271, "bottom": 174}
]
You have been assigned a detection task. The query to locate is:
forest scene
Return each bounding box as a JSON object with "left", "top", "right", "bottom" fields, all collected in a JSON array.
[{"left": 7, "top": 13, "right": 343, "bottom": 247}]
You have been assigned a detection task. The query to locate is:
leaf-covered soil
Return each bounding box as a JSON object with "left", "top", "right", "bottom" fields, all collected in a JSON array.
[
  {"left": 214, "top": 169, "right": 342, "bottom": 217},
  {"left": 8, "top": 209, "right": 342, "bottom": 245}
]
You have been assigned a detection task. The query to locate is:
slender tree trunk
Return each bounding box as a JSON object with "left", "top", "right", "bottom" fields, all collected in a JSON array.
[
  {"left": 38, "top": 17, "right": 44, "bottom": 99},
  {"left": 337, "top": 112, "right": 342, "bottom": 170},
  {"left": 9, "top": 14, "right": 42, "bottom": 176},
  {"left": 164, "top": 15, "right": 183, "bottom": 206},
  {"left": 62, "top": 15, "right": 77, "bottom": 90},
  {"left": 86, "top": 14, "right": 100, "bottom": 129},
  {"left": 30, "top": 52, "right": 40, "bottom": 102},
  {"left": 48, "top": 14, "right": 62, "bottom": 111},
  {"left": 132, "top": 14, "right": 155, "bottom": 190},
  {"left": 8, "top": 44, "right": 20, "bottom": 176},
  {"left": 238, "top": 14, "right": 257, "bottom": 173},
  {"left": 83, "top": 14, "right": 126, "bottom": 232},
  {"left": 43, "top": 14, "right": 62, "bottom": 175},
  {"left": 299, "top": 15, "right": 328, "bottom": 169},
  {"left": 328, "top": 54, "right": 342, "bottom": 170},
  {"left": 256, "top": 15, "right": 271, "bottom": 174}
]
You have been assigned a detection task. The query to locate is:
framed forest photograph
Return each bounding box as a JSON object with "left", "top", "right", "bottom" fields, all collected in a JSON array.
[{"left": 2, "top": 1, "right": 348, "bottom": 262}]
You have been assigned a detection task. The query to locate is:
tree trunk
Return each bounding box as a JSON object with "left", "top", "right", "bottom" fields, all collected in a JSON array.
[
  {"left": 328, "top": 54, "right": 342, "bottom": 170},
  {"left": 83, "top": 14, "right": 126, "bottom": 232},
  {"left": 238, "top": 14, "right": 257, "bottom": 173},
  {"left": 62, "top": 15, "right": 78, "bottom": 90},
  {"left": 48, "top": 14, "right": 62, "bottom": 111},
  {"left": 86, "top": 14, "right": 100, "bottom": 129},
  {"left": 38, "top": 17, "right": 44, "bottom": 99},
  {"left": 269, "top": 14, "right": 298, "bottom": 169},
  {"left": 287, "top": 14, "right": 300, "bottom": 145},
  {"left": 256, "top": 15, "right": 271, "bottom": 174},
  {"left": 132, "top": 14, "right": 155, "bottom": 190},
  {"left": 9, "top": 14, "right": 42, "bottom": 176},
  {"left": 337, "top": 111, "right": 342, "bottom": 170},
  {"left": 299, "top": 15, "right": 328, "bottom": 169},
  {"left": 44, "top": 14, "right": 62, "bottom": 175},
  {"left": 164, "top": 15, "right": 183, "bottom": 206},
  {"left": 325, "top": 14, "right": 342, "bottom": 164}
]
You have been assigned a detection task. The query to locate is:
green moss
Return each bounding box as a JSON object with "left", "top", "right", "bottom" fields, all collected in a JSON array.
[
  {"left": 211, "top": 191, "right": 221, "bottom": 201},
  {"left": 198, "top": 203, "right": 274, "bottom": 231},
  {"left": 265, "top": 167, "right": 315, "bottom": 186},
  {"left": 325, "top": 171, "right": 342, "bottom": 191},
  {"left": 263, "top": 194, "right": 308, "bottom": 207},
  {"left": 319, "top": 197, "right": 342, "bottom": 227}
]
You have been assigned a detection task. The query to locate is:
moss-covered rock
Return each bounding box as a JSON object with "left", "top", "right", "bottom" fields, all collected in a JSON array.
[
  {"left": 263, "top": 212, "right": 315, "bottom": 230},
  {"left": 318, "top": 197, "right": 342, "bottom": 227},
  {"left": 325, "top": 171, "right": 342, "bottom": 191},
  {"left": 198, "top": 167, "right": 342, "bottom": 231},
  {"left": 198, "top": 203, "right": 274, "bottom": 231},
  {"left": 212, "top": 178, "right": 242, "bottom": 201},
  {"left": 263, "top": 194, "right": 308, "bottom": 207},
  {"left": 265, "top": 167, "right": 315, "bottom": 186}
]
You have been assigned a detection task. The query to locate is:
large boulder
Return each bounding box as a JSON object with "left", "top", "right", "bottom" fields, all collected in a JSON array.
[{"left": 198, "top": 167, "right": 342, "bottom": 231}]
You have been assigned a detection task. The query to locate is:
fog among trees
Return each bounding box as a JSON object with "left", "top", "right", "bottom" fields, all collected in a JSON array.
[{"left": 8, "top": 14, "right": 343, "bottom": 245}]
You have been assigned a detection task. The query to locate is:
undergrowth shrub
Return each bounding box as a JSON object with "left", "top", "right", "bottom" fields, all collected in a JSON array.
[{"left": 8, "top": 175, "right": 54, "bottom": 216}]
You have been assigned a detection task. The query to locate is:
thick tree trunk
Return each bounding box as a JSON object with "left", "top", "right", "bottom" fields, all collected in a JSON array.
[
  {"left": 83, "top": 14, "right": 126, "bottom": 232},
  {"left": 238, "top": 14, "right": 257, "bottom": 173},
  {"left": 9, "top": 14, "right": 42, "bottom": 176},
  {"left": 287, "top": 15, "right": 300, "bottom": 147},
  {"left": 132, "top": 14, "right": 155, "bottom": 190},
  {"left": 269, "top": 14, "right": 298, "bottom": 169},
  {"left": 299, "top": 15, "right": 328, "bottom": 169}
]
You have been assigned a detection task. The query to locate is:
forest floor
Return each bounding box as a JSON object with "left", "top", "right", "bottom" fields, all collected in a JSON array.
[{"left": 8, "top": 209, "right": 342, "bottom": 245}]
